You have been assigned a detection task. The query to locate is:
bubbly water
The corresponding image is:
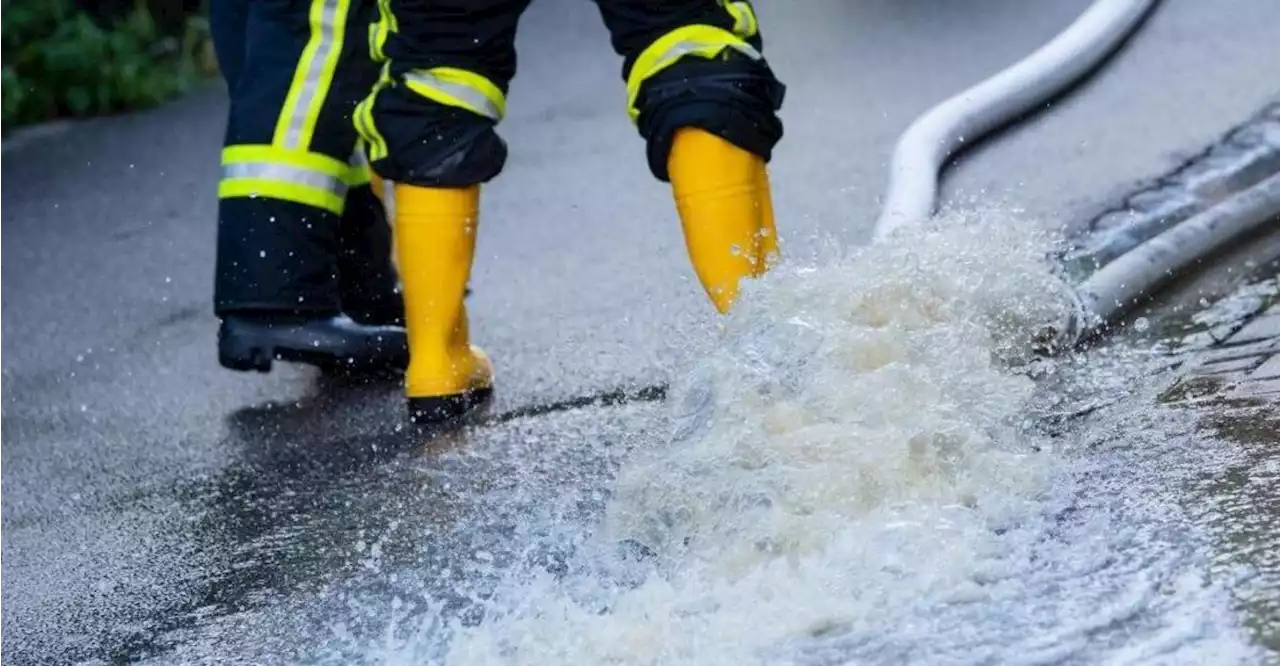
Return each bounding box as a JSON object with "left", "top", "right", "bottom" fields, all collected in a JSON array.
[{"left": 349, "top": 212, "right": 1258, "bottom": 666}]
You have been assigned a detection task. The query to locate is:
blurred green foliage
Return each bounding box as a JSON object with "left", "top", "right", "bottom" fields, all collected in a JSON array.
[{"left": 2, "top": 0, "right": 214, "bottom": 131}]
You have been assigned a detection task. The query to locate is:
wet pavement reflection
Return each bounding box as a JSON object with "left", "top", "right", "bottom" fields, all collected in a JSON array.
[{"left": 114, "top": 375, "right": 664, "bottom": 664}]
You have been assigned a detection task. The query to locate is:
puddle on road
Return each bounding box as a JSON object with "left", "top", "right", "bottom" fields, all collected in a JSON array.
[
  {"left": 137, "top": 396, "right": 662, "bottom": 665},
  {"left": 119, "top": 212, "right": 1275, "bottom": 665},
  {"left": 1146, "top": 274, "right": 1280, "bottom": 656},
  {"left": 1186, "top": 402, "right": 1280, "bottom": 655}
]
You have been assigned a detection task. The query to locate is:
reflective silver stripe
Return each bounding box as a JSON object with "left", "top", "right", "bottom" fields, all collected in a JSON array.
[
  {"left": 281, "top": 0, "right": 343, "bottom": 149},
  {"left": 403, "top": 71, "right": 502, "bottom": 120},
  {"left": 651, "top": 39, "right": 761, "bottom": 73},
  {"left": 221, "top": 162, "right": 349, "bottom": 198},
  {"left": 349, "top": 146, "right": 368, "bottom": 169}
]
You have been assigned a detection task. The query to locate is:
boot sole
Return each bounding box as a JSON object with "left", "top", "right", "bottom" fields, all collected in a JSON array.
[
  {"left": 219, "top": 333, "right": 401, "bottom": 375},
  {"left": 408, "top": 388, "right": 494, "bottom": 425}
]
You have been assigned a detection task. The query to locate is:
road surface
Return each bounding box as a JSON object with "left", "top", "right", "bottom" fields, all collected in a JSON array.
[{"left": 4, "top": 1, "right": 1280, "bottom": 663}]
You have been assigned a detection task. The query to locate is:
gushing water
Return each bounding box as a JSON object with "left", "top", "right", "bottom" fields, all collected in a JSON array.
[
  {"left": 135, "top": 211, "right": 1258, "bottom": 665},
  {"left": 347, "top": 211, "right": 1257, "bottom": 665}
]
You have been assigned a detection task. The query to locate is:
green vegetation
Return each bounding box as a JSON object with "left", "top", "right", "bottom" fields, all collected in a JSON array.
[{"left": 2, "top": 0, "right": 215, "bottom": 131}]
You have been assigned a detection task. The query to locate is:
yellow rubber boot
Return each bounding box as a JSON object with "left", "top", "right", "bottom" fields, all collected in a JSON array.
[
  {"left": 669, "top": 128, "right": 773, "bottom": 314},
  {"left": 756, "top": 161, "right": 780, "bottom": 270},
  {"left": 394, "top": 184, "right": 494, "bottom": 424}
]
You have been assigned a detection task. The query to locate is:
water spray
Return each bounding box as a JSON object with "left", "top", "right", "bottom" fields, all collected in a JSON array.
[{"left": 870, "top": 0, "right": 1219, "bottom": 352}]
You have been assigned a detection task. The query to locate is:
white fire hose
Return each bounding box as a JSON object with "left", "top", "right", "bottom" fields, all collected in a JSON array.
[
  {"left": 873, "top": 0, "right": 1160, "bottom": 242},
  {"left": 870, "top": 0, "right": 1280, "bottom": 350}
]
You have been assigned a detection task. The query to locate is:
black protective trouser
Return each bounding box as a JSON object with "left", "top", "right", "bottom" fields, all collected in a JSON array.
[
  {"left": 355, "top": 0, "right": 785, "bottom": 187},
  {"left": 211, "top": 0, "right": 402, "bottom": 323}
]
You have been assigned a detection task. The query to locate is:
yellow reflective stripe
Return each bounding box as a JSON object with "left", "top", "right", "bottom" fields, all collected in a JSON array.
[
  {"left": 221, "top": 145, "right": 349, "bottom": 178},
  {"left": 220, "top": 146, "right": 350, "bottom": 214},
  {"left": 403, "top": 67, "right": 505, "bottom": 121},
  {"left": 723, "top": 1, "right": 758, "bottom": 38},
  {"left": 345, "top": 169, "right": 371, "bottom": 187},
  {"left": 626, "top": 25, "right": 762, "bottom": 122},
  {"left": 345, "top": 146, "right": 371, "bottom": 187},
  {"left": 369, "top": 0, "right": 397, "bottom": 62},
  {"left": 354, "top": 95, "right": 382, "bottom": 161},
  {"left": 272, "top": 0, "right": 351, "bottom": 150},
  {"left": 219, "top": 179, "right": 346, "bottom": 215},
  {"left": 355, "top": 64, "right": 392, "bottom": 162}
]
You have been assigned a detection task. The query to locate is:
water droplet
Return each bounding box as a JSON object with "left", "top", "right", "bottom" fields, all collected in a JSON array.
[
  {"left": 259, "top": 250, "right": 267, "bottom": 258},
  {"left": 1134, "top": 317, "right": 1150, "bottom": 332}
]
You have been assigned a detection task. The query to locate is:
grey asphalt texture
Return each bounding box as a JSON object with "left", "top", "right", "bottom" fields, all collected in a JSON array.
[{"left": 4, "top": 0, "right": 1280, "bottom": 663}]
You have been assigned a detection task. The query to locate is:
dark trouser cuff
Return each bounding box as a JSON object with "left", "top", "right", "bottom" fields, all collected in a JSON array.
[
  {"left": 636, "top": 52, "right": 786, "bottom": 182},
  {"left": 214, "top": 197, "right": 343, "bottom": 316},
  {"left": 367, "top": 88, "right": 509, "bottom": 187}
]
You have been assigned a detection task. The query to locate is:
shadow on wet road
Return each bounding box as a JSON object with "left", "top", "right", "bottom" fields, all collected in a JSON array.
[
  {"left": 101, "top": 377, "right": 428, "bottom": 662},
  {"left": 102, "top": 375, "right": 665, "bottom": 663}
]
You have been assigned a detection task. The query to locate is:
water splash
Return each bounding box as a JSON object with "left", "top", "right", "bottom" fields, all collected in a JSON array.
[
  {"left": 348, "top": 211, "right": 1251, "bottom": 666},
  {"left": 140, "top": 208, "right": 1255, "bottom": 666}
]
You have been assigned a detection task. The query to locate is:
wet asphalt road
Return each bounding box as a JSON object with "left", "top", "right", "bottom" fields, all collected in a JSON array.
[{"left": 4, "top": 0, "right": 1280, "bottom": 663}]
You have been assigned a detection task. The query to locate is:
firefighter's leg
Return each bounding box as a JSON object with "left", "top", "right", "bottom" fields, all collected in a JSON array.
[
  {"left": 213, "top": 0, "right": 408, "bottom": 374},
  {"left": 334, "top": 20, "right": 403, "bottom": 329},
  {"left": 594, "top": 0, "right": 785, "bottom": 313},
  {"left": 358, "top": 0, "right": 530, "bottom": 423},
  {"left": 337, "top": 158, "right": 403, "bottom": 326}
]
